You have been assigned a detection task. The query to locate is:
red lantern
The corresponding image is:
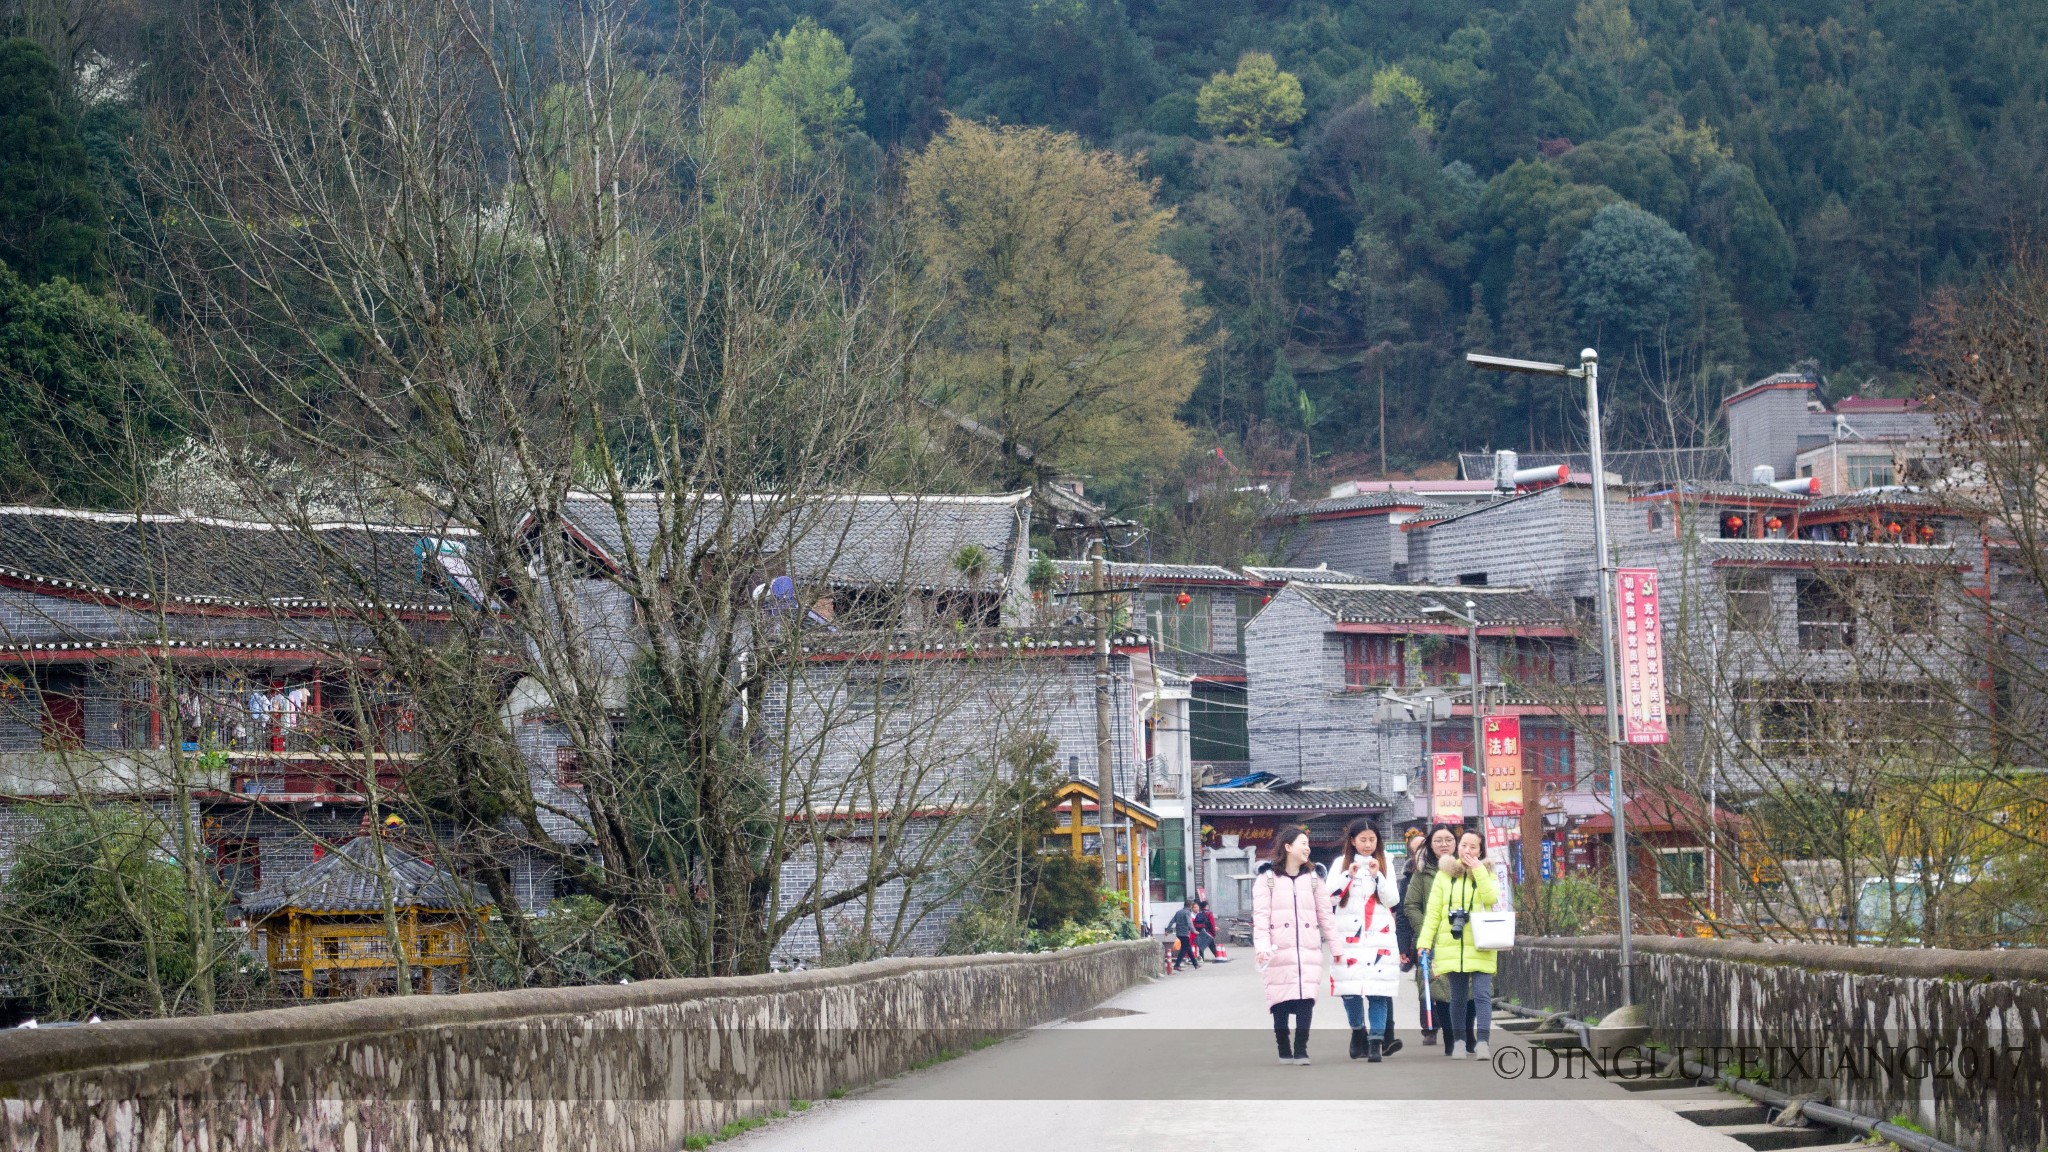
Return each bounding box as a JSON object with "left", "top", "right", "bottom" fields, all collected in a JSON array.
[
  {"left": 1176, "top": 591, "right": 1192, "bottom": 607},
  {"left": 1887, "top": 522, "right": 1903, "bottom": 536},
  {"left": 1765, "top": 517, "right": 1782, "bottom": 532},
  {"left": 1919, "top": 524, "right": 1936, "bottom": 540},
  {"left": 1724, "top": 515, "right": 1744, "bottom": 533},
  {"left": 1261, "top": 594, "right": 1271, "bottom": 604}
]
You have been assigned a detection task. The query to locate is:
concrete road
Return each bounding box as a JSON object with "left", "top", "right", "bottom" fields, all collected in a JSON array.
[{"left": 722, "top": 955, "right": 1758, "bottom": 1151}]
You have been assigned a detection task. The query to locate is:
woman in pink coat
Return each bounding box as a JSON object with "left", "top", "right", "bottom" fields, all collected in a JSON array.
[{"left": 1253, "top": 825, "right": 1336, "bottom": 1064}]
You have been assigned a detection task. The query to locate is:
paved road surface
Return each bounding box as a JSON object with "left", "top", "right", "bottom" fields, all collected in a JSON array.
[{"left": 722, "top": 954, "right": 1762, "bottom": 1151}]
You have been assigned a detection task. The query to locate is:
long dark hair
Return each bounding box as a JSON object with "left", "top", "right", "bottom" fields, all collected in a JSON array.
[
  {"left": 1268, "top": 825, "right": 1311, "bottom": 874},
  {"left": 1336, "top": 818, "right": 1387, "bottom": 905}
]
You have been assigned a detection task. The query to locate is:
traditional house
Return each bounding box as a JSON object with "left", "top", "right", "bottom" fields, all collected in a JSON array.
[
  {"left": 1241, "top": 581, "right": 1588, "bottom": 825},
  {"left": 1050, "top": 560, "right": 1256, "bottom": 779},
  {"left": 0, "top": 507, "right": 529, "bottom": 912},
  {"left": 1193, "top": 782, "right": 1392, "bottom": 921},
  {"left": 1256, "top": 491, "right": 1450, "bottom": 583}
]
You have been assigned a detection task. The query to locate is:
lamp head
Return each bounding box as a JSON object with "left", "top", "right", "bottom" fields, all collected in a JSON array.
[{"left": 1580, "top": 347, "right": 1598, "bottom": 364}]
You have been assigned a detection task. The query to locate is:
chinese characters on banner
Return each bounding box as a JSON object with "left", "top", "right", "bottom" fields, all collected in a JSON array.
[
  {"left": 1484, "top": 815, "right": 1511, "bottom": 856},
  {"left": 1616, "top": 567, "right": 1671, "bottom": 744},
  {"left": 1482, "top": 715, "right": 1524, "bottom": 815},
  {"left": 1430, "top": 753, "right": 1464, "bottom": 823}
]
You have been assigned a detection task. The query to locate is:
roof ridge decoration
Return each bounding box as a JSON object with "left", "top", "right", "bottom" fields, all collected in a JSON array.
[
  {"left": 558, "top": 489, "right": 1034, "bottom": 506},
  {"left": 0, "top": 505, "right": 468, "bottom": 536}
]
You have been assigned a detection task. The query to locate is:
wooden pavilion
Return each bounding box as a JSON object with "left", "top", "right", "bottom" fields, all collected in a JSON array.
[
  {"left": 243, "top": 837, "right": 487, "bottom": 998},
  {"left": 1047, "top": 779, "right": 1160, "bottom": 928}
]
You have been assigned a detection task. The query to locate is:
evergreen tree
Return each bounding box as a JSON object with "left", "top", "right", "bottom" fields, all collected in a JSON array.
[{"left": 0, "top": 38, "right": 104, "bottom": 287}]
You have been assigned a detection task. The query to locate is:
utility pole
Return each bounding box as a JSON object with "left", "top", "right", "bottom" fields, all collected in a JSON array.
[
  {"left": 1466, "top": 346, "right": 1636, "bottom": 1006},
  {"left": 1091, "top": 540, "right": 1118, "bottom": 893}
]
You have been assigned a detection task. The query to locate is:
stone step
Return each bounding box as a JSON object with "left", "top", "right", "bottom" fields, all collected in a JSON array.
[
  {"left": 1712, "top": 1122, "right": 1849, "bottom": 1151},
  {"left": 1605, "top": 1074, "right": 1703, "bottom": 1090},
  {"left": 1668, "top": 1101, "right": 1772, "bottom": 1126},
  {"left": 1495, "top": 1018, "right": 1547, "bottom": 1032}
]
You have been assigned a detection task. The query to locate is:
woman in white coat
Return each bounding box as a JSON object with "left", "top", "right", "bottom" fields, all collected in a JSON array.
[{"left": 1329, "top": 818, "right": 1404, "bottom": 1061}]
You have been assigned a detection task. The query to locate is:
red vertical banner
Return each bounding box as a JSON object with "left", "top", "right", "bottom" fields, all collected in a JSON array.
[
  {"left": 1482, "top": 715, "right": 1523, "bottom": 815},
  {"left": 1430, "top": 753, "right": 1464, "bottom": 823},
  {"left": 1484, "top": 815, "right": 1512, "bottom": 856},
  {"left": 1616, "top": 567, "right": 1671, "bottom": 745}
]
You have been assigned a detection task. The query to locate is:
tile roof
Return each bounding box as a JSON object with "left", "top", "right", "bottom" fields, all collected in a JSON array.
[
  {"left": 1642, "top": 481, "right": 1813, "bottom": 502},
  {"left": 1240, "top": 564, "right": 1359, "bottom": 584},
  {"left": 1705, "top": 539, "right": 1961, "bottom": 567},
  {"left": 1801, "top": 488, "right": 1948, "bottom": 514},
  {"left": 1260, "top": 490, "right": 1452, "bottom": 522},
  {"left": 1195, "top": 785, "right": 1391, "bottom": 812},
  {"left": 1289, "top": 583, "right": 1573, "bottom": 627},
  {"left": 799, "top": 625, "right": 1148, "bottom": 658},
  {"left": 1050, "top": 559, "right": 1245, "bottom": 584},
  {"left": 241, "top": 837, "right": 486, "bottom": 915},
  {"left": 552, "top": 491, "right": 1031, "bottom": 593},
  {"left": 0, "top": 507, "right": 457, "bottom": 610}
]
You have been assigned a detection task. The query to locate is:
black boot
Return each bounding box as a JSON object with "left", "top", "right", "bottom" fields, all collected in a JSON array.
[
  {"left": 1382, "top": 1035, "right": 1404, "bottom": 1058},
  {"left": 1349, "top": 1028, "right": 1366, "bottom": 1060},
  {"left": 1367, "top": 1036, "right": 1383, "bottom": 1062}
]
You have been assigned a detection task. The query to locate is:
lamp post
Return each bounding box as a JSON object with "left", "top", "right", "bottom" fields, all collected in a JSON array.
[
  {"left": 1422, "top": 598, "right": 1486, "bottom": 810},
  {"left": 1378, "top": 687, "right": 1449, "bottom": 820},
  {"left": 1466, "top": 347, "right": 1635, "bottom": 1007}
]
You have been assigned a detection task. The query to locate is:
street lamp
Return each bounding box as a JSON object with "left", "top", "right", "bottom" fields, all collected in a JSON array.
[
  {"left": 1466, "top": 346, "right": 1636, "bottom": 1007},
  {"left": 1377, "top": 687, "right": 1450, "bottom": 813},
  {"left": 1421, "top": 598, "right": 1485, "bottom": 804}
]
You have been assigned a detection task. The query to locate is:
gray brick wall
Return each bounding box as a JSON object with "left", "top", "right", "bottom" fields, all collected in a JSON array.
[
  {"left": 1262, "top": 514, "right": 1400, "bottom": 582},
  {"left": 1725, "top": 385, "right": 1830, "bottom": 481}
]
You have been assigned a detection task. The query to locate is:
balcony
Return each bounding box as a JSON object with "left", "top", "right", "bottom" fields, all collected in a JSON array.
[{"left": 225, "top": 750, "right": 413, "bottom": 800}]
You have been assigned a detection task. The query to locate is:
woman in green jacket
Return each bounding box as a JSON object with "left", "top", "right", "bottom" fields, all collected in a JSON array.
[{"left": 1418, "top": 829, "right": 1500, "bottom": 1060}]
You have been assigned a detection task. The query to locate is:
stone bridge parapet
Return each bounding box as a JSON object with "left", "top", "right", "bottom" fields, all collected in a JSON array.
[
  {"left": 1501, "top": 935, "right": 2048, "bottom": 1152},
  {"left": 0, "top": 940, "right": 1156, "bottom": 1152}
]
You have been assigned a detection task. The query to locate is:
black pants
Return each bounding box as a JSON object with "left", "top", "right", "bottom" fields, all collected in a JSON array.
[
  {"left": 1271, "top": 998, "right": 1314, "bottom": 1059},
  {"left": 1432, "top": 1000, "right": 1477, "bottom": 1053},
  {"left": 1175, "top": 935, "right": 1198, "bottom": 967}
]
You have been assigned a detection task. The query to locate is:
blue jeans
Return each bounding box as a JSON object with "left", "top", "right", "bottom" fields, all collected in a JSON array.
[
  {"left": 1340, "top": 994, "right": 1393, "bottom": 1037},
  {"left": 1447, "top": 972, "right": 1492, "bottom": 1047}
]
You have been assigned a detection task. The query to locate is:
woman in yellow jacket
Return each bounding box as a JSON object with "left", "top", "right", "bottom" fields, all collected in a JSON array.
[{"left": 1417, "top": 828, "right": 1499, "bottom": 1060}]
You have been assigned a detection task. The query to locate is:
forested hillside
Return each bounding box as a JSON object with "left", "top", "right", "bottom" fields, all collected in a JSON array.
[
  {"left": 5, "top": 0, "right": 2048, "bottom": 496},
  {"left": 721, "top": 0, "right": 2048, "bottom": 469}
]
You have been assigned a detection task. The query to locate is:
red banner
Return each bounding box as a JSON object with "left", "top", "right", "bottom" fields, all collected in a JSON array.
[
  {"left": 1430, "top": 753, "right": 1464, "bottom": 823},
  {"left": 1616, "top": 567, "right": 1670, "bottom": 745},
  {"left": 1482, "top": 715, "right": 1524, "bottom": 815}
]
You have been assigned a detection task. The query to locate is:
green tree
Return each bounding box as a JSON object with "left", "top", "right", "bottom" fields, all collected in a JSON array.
[
  {"left": 0, "top": 260, "right": 183, "bottom": 506},
  {"left": 906, "top": 116, "right": 1205, "bottom": 483},
  {"left": 1196, "top": 52, "right": 1304, "bottom": 147},
  {"left": 1565, "top": 201, "right": 1696, "bottom": 342},
  {"left": 0, "top": 809, "right": 214, "bottom": 1019},
  {"left": 1369, "top": 66, "right": 1435, "bottom": 134},
  {"left": 719, "top": 19, "right": 863, "bottom": 162},
  {"left": 0, "top": 38, "right": 104, "bottom": 286},
  {"left": 1263, "top": 351, "right": 1299, "bottom": 425}
]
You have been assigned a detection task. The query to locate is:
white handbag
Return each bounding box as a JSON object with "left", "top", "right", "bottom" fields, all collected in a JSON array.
[{"left": 1471, "top": 909, "right": 1517, "bottom": 951}]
